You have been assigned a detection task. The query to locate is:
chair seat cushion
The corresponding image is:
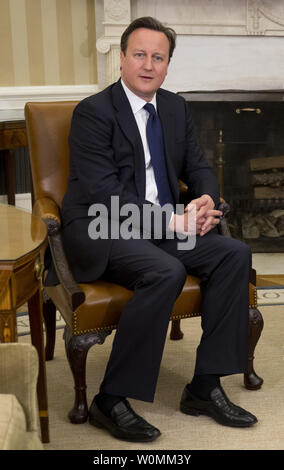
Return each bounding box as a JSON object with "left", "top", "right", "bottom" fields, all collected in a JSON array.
[{"left": 74, "top": 275, "right": 202, "bottom": 335}]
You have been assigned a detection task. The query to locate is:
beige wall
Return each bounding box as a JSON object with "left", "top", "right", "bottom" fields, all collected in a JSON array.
[{"left": 0, "top": 0, "right": 97, "bottom": 86}]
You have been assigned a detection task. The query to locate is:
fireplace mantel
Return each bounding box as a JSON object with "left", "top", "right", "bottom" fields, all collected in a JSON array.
[{"left": 96, "top": 0, "right": 284, "bottom": 91}]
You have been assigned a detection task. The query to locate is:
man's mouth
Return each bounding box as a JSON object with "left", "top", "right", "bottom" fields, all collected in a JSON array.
[{"left": 139, "top": 75, "right": 153, "bottom": 80}]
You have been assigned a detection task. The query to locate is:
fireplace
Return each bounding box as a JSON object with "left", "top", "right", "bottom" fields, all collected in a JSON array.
[{"left": 179, "top": 90, "right": 284, "bottom": 253}]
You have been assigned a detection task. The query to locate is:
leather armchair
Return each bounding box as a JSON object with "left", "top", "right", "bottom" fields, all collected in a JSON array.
[{"left": 25, "top": 101, "right": 263, "bottom": 425}]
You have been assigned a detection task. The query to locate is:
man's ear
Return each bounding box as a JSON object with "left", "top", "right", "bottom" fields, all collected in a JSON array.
[{"left": 120, "top": 50, "right": 125, "bottom": 69}]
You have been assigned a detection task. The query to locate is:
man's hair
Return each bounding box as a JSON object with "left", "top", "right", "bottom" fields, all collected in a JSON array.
[{"left": 120, "top": 17, "right": 176, "bottom": 61}]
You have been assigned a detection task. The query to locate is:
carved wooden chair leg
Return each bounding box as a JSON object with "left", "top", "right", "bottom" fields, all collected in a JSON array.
[
  {"left": 42, "top": 293, "right": 56, "bottom": 361},
  {"left": 170, "top": 319, "right": 184, "bottom": 340},
  {"left": 63, "top": 326, "right": 112, "bottom": 424},
  {"left": 244, "top": 308, "right": 264, "bottom": 390}
]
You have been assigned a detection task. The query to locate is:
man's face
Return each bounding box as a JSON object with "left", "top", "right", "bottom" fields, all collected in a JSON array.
[{"left": 120, "top": 28, "right": 170, "bottom": 102}]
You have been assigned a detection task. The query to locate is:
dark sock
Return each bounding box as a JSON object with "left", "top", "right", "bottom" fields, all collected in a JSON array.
[
  {"left": 187, "top": 374, "right": 221, "bottom": 400},
  {"left": 94, "top": 392, "right": 124, "bottom": 417}
]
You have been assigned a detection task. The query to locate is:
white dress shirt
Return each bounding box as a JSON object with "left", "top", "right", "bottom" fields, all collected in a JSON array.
[{"left": 121, "top": 79, "right": 160, "bottom": 206}]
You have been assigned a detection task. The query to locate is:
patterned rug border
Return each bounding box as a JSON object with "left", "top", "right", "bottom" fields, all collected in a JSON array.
[{"left": 256, "top": 287, "right": 284, "bottom": 307}]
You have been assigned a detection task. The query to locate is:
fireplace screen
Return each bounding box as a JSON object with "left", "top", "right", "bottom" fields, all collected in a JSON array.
[
  {"left": 181, "top": 91, "right": 284, "bottom": 252},
  {"left": 232, "top": 154, "right": 284, "bottom": 251}
]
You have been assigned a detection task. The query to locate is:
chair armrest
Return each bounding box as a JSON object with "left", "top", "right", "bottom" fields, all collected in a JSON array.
[
  {"left": 33, "top": 197, "right": 85, "bottom": 311},
  {"left": 33, "top": 197, "right": 61, "bottom": 226},
  {"left": 0, "top": 344, "right": 39, "bottom": 432},
  {"left": 217, "top": 198, "right": 232, "bottom": 237}
]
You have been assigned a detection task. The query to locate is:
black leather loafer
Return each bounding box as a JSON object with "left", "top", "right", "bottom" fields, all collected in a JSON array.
[
  {"left": 180, "top": 385, "right": 258, "bottom": 428},
  {"left": 88, "top": 398, "right": 161, "bottom": 442}
]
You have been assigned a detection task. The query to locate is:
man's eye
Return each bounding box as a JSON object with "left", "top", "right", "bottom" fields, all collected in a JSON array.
[
  {"left": 153, "top": 56, "right": 163, "bottom": 62},
  {"left": 135, "top": 53, "right": 144, "bottom": 58}
]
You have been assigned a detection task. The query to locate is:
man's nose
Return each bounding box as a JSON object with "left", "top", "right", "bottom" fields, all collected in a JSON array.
[{"left": 143, "top": 56, "right": 152, "bottom": 70}]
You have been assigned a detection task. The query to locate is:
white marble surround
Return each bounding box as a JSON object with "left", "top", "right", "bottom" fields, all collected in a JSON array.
[{"left": 96, "top": 0, "right": 284, "bottom": 92}]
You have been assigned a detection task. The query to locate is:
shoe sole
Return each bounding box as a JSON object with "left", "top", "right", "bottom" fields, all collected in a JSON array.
[
  {"left": 89, "top": 415, "right": 161, "bottom": 442},
  {"left": 180, "top": 404, "right": 257, "bottom": 428}
]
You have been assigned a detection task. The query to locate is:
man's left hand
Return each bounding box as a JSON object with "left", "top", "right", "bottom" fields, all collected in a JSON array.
[{"left": 185, "top": 194, "right": 222, "bottom": 236}]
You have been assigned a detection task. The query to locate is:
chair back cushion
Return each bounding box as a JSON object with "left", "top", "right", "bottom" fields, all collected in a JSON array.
[{"left": 25, "top": 101, "right": 78, "bottom": 207}]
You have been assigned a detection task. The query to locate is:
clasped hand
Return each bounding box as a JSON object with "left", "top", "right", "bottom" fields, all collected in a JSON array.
[{"left": 169, "top": 194, "right": 222, "bottom": 237}]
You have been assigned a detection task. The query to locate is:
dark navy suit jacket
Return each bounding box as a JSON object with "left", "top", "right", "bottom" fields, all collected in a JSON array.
[{"left": 45, "top": 79, "right": 220, "bottom": 285}]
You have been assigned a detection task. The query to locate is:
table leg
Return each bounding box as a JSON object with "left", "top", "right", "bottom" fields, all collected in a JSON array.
[
  {"left": 4, "top": 150, "right": 15, "bottom": 205},
  {"left": 28, "top": 287, "right": 50, "bottom": 444}
]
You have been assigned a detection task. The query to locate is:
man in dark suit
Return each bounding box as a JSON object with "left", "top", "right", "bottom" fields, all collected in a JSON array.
[{"left": 60, "top": 17, "right": 258, "bottom": 442}]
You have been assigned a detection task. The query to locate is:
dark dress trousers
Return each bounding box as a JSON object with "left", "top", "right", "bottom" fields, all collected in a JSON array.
[{"left": 46, "top": 80, "right": 251, "bottom": 403}]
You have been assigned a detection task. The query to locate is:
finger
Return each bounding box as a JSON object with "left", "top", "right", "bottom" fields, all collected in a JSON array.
[
  {"left": 196, "top": 208, "right": 222, "bottom": 223},
  {"left": 196, "top": 206, "right": 208, "bottom": 219},
  {"left": 196, "top": 216, "right": 204, "bottom": 225},
  {"left": 185, "top": 202, "right": 196, "bottom": 213},
  {"left": 200, "top": 224, "right": 214, "bottom": 236},
  {"left": 203, "top": 216, "right": 220, "bottom": 229},
  {"left": 201, "top": 216, "right": 220, "bottom": 234},
  {"left": 201, "top": 194, "right": 215, "bottom": 209},
  {"left": 185, "top": 197, "right": 207, "bottom": 212},
  {"left": 206, "top": 209, "right": 223, "bottom": 218}
]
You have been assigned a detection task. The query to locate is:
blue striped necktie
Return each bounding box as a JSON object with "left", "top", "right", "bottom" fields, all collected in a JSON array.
[{"left": 144, "top": 103, "right": 174, "bottom": 208}]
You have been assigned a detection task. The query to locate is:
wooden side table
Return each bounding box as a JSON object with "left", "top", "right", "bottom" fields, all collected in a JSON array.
[
  {"left": 0, "top": 203, "right": 49, "bottom": 443},
  {"left": 0, "top": 120, "right": 27, "bottom": 205}
]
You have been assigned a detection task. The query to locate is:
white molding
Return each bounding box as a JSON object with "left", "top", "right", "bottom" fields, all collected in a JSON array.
[
  {"left": 0, "top": 84, "right": 100, "bottom": 121},
  {"left": 96, "top": 0, "right": 131, "bottom": 88}
]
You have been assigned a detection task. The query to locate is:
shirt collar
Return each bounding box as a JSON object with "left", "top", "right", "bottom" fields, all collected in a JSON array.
[{"left": 121, "top": 79, "right": 157, "bottom": 114}]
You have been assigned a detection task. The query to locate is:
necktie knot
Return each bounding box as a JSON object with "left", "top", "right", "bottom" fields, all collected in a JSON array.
[{"left": 144, "top": 103, "right": 156, "bottom": 117}]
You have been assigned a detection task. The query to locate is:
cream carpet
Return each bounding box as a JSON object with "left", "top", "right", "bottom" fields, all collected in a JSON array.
[{"left": 20, "top": 305, "right": 284, "bottom": 450}]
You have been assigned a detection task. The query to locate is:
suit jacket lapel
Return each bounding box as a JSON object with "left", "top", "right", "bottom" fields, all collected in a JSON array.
[
  {"left": 157, "top": 91, "right": 180, "bottom": 203},
  {"left": 112, "top": 81, "right": 146, "bottom": 200}
]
